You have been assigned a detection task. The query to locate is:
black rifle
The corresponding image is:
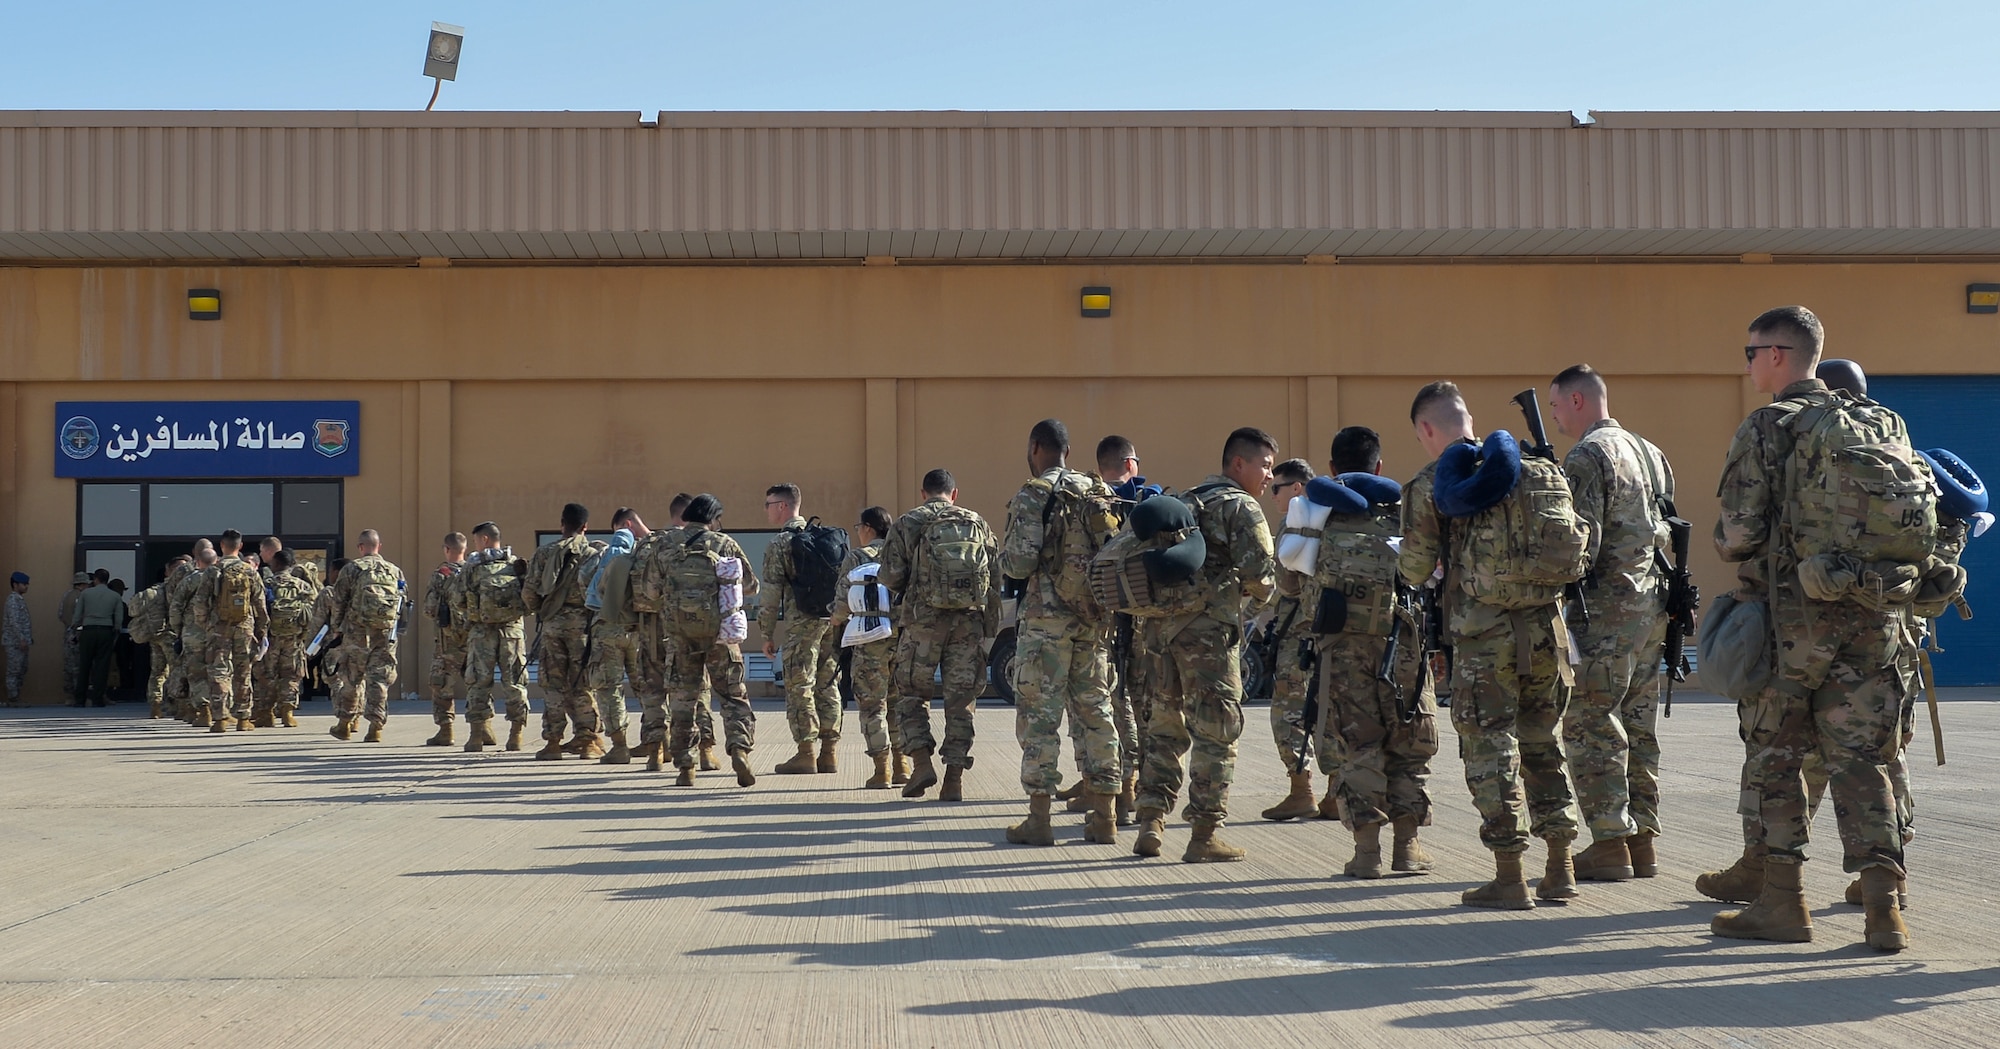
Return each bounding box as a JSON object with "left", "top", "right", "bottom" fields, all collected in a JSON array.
[
  {"left": 1249, "top": 598, "right": 1299, "bottom": 700},
  {"left": 1294, "top": 636, "right": 1322, "bottom": 775},
  {"left": 1512, "top": 388, "right": 1590, "bottom": 634},
  {"left": 1377, "top": 585, "right": 1414, "bottom": 724},
  {"left": 1110, "top": 613, "right": 1134, "bottom": 682},
  {"left": 1659, "top": 513, "right": 1699, "bottom": 717}
]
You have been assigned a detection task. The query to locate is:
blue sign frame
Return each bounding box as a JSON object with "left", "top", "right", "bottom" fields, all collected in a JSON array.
[{"left": 56, "top": 401, "right": 360, "bottom": 479}]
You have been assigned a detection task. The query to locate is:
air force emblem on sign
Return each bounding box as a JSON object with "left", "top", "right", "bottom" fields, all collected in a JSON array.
[
  {"left": 314, "top": 419, "right": 351, "bottom": 458},
  {"left": 59, "top": 416, "right": 101, "bottom": 460}
]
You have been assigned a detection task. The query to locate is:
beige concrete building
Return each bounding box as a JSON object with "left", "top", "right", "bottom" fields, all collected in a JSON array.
[{"left": 4, "top": 108, "right": 2000, "bottom": 699}]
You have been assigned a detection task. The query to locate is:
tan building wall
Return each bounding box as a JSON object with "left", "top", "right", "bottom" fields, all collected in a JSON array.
[{"left": 2, "top": 259, "right": 1996, "bottom": 701}]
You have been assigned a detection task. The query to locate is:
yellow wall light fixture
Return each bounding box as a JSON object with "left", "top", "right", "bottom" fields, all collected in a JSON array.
[
  {"left": 1967, "top": 284, "right": 2000, "bottom": 314},
  {"left": 187, "top": 289, "right": 221, "bottom": 321},
  {"left": 1080, "top": 286, "right": 1111, "bottom": 318}
]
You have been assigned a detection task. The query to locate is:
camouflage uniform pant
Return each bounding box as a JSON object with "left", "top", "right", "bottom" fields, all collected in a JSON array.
[
  {"left": 430, "top": 630, "right": 468, "bottom": 724},
  {"left": 6, "top": 644, "right": 28, "bottom": 701},
  {"left": 891, "top": 610, "right": 984, "bottom": 769},
  {"left": 1320, "top": 629, "right": 1438, "bottom": 829},
  {"left": 1074, "top": 622, "right": 1141, "bottom": 778},
  {"left": 1562, "top": 612, "right": 1668, "bottom": 843},
  {"left": 204, "top": 628, "right": 257, "bottom": 722},
  {"left": 171, "top": 633, "right": 207, "bottom": 717},
  {"left": 464, "top": 623, "right": 529, "bottom": 725},
  {"left": 1270, "top": 622, "right": 1337, "bottom": 776},
  {"left": 1736, "top": 597, "right": 1908, "bottom": 875},
  {"left": 632, "top": 624, "right": 673, "bottom": 748},
  {"left": 847, "top": 635, "right": 896, "bottom": 756},
  {"left": 61, "top": 629, "right": 78, "bottom": 699},
  {"left": 1804, "top": 647, "right": 1918, "bottom": 844},
  {"left": 537, "top": 608, "right": 599, "bottom": 740},
  {"left": 1015, "top": 616, "right": 1119, "bottom": 796},
  {"left": 1133, "top": 614, "right": 1246, "bottom": 827},
  {"left": 667, "top": 634, "right": 754, "bottom": 768},
  {"left": 145, "top": 639, "right": 171, "bottom": 712},
  {"left": 779, "top": 617, "right": 842, "bottom": 744},
  {"left": 251, "top": 633, "right": 308, "bottom": 721},
  {"left": 587, "top": 619, "right": 640, "bottom": 737},
  {"left": 332, "top": 626, "right": 396, "bottom": 724},
  {"left": 1451, "top": 608, "right": 1581, "bottom": 853}
]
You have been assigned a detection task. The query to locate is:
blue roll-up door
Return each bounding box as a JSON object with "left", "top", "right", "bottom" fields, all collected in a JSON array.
[{"left": 1870, "top": 376, "right": 2000, "bottom": 686}]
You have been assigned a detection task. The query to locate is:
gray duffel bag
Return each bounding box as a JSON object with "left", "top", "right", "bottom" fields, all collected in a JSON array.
[{"left": 1697, "top": 592, "right": 1773, "bottom": 701}]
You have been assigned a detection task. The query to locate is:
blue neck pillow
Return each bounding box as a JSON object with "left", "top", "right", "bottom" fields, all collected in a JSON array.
[
  {"left": 1304, "top": 475, "right": 1366, "bottom": 515},
  {"left": 1921, "top": 448, "right": 1988, "bottom": 521},
  {"left": 1337, "top": 472, "right": 1402, "bottom": 505},
  {"left": 1433, "top": 431, "right": 1523, "bottom": 519}
]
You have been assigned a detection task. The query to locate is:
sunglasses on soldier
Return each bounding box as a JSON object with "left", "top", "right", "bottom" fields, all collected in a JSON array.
[{"left": 1744, "top": 343, "right": 1792, "bottom": 362}]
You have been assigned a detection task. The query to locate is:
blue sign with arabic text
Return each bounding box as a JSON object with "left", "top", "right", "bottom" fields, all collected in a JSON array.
[{"left": 55, "top": 401, "right": 360, "bottom": 478}]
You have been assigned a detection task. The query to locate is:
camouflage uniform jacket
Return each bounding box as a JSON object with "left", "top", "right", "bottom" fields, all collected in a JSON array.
[
  {"left": 325, "top": 554, "right": 406, "bottom": 636},
  {"left": 760, "top": 516, "right": 811, "bottom": 643},
  {"left": 1564, "top": 418, "right": 1674, "bottom": 614},
  {"left": 831, "top": 541, "right": 890, "bottom": 632},
  {"left": 166, "top": 563, "right": 205, "bottom": 639},
  {"left": 1714, "top": 377, "right": 1832, "bottom": 596},
  {"left": 524, "top": 533, "right": 595, "bottom": 618},
  {"left": 1176, "top": 474, "right": 1277, "bottom": 639},
  {"left": 3, "top": 591, "right": 30, "bottom": 647},
  {"left": 1402, "top": 457, "right": 1499, "bottom": 638},
  {"left": 426, "top": 559, "right": 468, "bottom": 645},
  {"left": 878, "top": 498, "right": 1002, "bottom": 632},
  {"left": 189, "top": 557, "right": 269, "bottom": 643},
  {"left": 1000, "top": 466, "right": 1118, "bottom": 625}
]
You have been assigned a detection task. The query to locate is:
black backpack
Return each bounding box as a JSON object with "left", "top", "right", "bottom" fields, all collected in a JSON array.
[{"left": 790, "top": 517, "right": 850, "bottom": 618}]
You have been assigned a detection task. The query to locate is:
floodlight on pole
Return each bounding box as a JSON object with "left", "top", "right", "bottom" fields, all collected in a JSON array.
[{"left": 423, "top": 22, "right": 464, "bottom": 111}]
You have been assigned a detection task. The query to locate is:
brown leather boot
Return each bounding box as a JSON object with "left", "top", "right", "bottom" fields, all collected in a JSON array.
[
  {"left": 328, "top": 716, "right": 352, "bottom": 740},
  {"left": 700, "top": 744, "right": 720, "bottom": 771},
  {"left": 1539, "top": 840, "right": 1579, "bottom": 900},
  {"left": 577, "top": 733, "right": 606, "bottom": 760},
  {"left": 732, "top": 751, "right": 757, "bottom": 787},
  {"left": 1116, "top": 772, "right": 1137, "bottom": 827},
  {"left": 902, "top": 750, "right": 939, "bottom": 798},
  {"left": 816, "top": 739, "right": 838, "bottom": 773},
  {"left": 1183, "top": 822, "right": 1246, "bottom": 863},
  {"left": 864, "top": 751, "right": 892, "bottom": 789},
  {"left": 1574, "top": 837, "right": 1635, "bottom": 882},
  {"left": 1462, "top": 852, "right": 1535, "bottom": 910},
  {"left": 505, "top": 720, "right": 525, "bottom": 752},
  {"left": 1628, "top": 833, "right": 1658, "bottom": 878},
  {"left": 534, "top": 734, "right": 566, "bottom": 760},
  {"left": 1006, "top": 794, "right": 1056, "bottom": 846},
  {"left": 361, "top": 719, "right": 383, "bottom": 743},
  {"left": 1133, "top": 807, "right": 1167, "bottom": 857},
  {"left": 1261, "top": 771, "right": 1318, "bottom": 821},
  {"left": 426, "top": 721, "right": 455, "bottom": 747},
  {"left": 463, "top": 720, "right": 497, "bottom": 752},
  {"left": 1083, "top": 790, "right": 1119, "bottom": 845},
  {"left": 1696, "top": 845, "right": 1767, "bottom": 904},
  {"left": 938, "top": 767, "right": 964, "bottom": 802},
  {"left": 1712, "top": 854, "right": 1813, "bottom": 943},
  {"left": 891, "top": 747, "right": 910, "bottom": 785},
  {"left": 1343, "top": 823, "right": 1385, "bottom": 879},
  {"left": 774, "top": 741, "right": 817, "bottom": 774},
  {"left": 1860, "top": 867, "right": 1910, "bottom": 951},
  {"left": 599, "top": 731, "right": 632, "bottom": 765},
  {"left": 1391, "top": 816, "right": 1434, "bottom": 873}
]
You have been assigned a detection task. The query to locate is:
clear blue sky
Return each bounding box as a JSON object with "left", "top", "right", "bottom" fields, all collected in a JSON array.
[{"left": 3, "top": 1, "right": 1991, "bottom": 114}]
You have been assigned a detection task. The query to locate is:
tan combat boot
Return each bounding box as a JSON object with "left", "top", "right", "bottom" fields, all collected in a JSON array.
[
  {"left": 463, "top": 720, "right": 497, "bottom": 752},
  {"left": 774, "top": 741, "right": 818, "bottom": 775},
  {"left": 253, "top": 711, "right": 275, "bottom": 728},
  {"left": 1711, "top": 854, "right": 1813, "bottom": 943},
  {"left": 361, "top": 719, "right": 383, "bottom": 743},
  {"left": 674, "top": 766, "right": 696, "bottom": 787},
  {"left": 534, "top": 733, "right": 566, "bottom": 760},
  {"left": 1574, "top": 837, "right": 1635, "bottom": 882},
  {"left": 561, "top": 733, "right": 590, "bottom": 756},
  {"left": 1391, "top": 816, "right": 1434, "bottom": 873},
  {"left": 902, "top": 750, "right": 939, "bottom": 798},
  {"left": 1183, "top": 822, "right": 1247, "bottom": 864},
  {"left": 190, "top": 706, "right": 209, "bottom": 726},
  {"left": 236, "top": 717, "right": 254, "bottom": 732},
  {"left": 816, "top": 739, "right": 838, "bottom": 774},
  {"left": 1696, "top": 845, "right": 1767, "bottom": 904},
  {"left": 1133, "top": 807, "right": 1167, "bottom": 857},
  {"left": 700, "top": 744, "right": 721, "bottom": 772},
  {"left": 1315, "top": 781, "right": 1340, "bottom": 820},
  {"left": 1628, "top": 833, "right": 1658, "bottom": 878},
  {"left": 1261, "top": 771, "right": 1318, "bottom": 822},
  {"left": 1539, "top": 840, "right": 1579, "bottom": 901},
  {"left": 599, "top": 731, "right": 632, "bottom": 765},
  {"left": 280, "top": 709, "right": 297, "bottom": 728},
  {"left": 1343, "top": 822, "right": 1386, "bottom": 879},
  {"left": 939, "top": 767, "right": 964, "bottom": 802},
  {"left": 732, "top": 751, "right": 757, "bottom": 787},
  {"left": 1860, "top": 866, "right": 1910, "bottom": 951},
  {"left": 148, "top": 699, "right": 162, "bottom": 719},
  {"left": 1844, "top": 873, "right": 1909, "bottom": 910},
  {"left": 645, "top": 739, "right": 666, "bottom": 773},
  {"left": 1462, "top": 852, "right": 1535, "bottom": 910},
  {"left": 1116, "top": 772, "right": 1138, "bottom": 827},
  {"left": 328, "top": 716, "right": 352, "bottom": 740},
  {"left": 426, "top": 721, "right": 455, "bottom": 747},
  {"left": 505, "top": 720, "right": 526, "bottom": 752},
  {"left": 891, "top": 747, "right": 910, "bottom": 785},
  {"left": 1006, "top": 794, "right": 1056, "bottom": 846},
  {"left": 1083, "top": 790, "right": 1119, "bottom": 845},
  {"left": 577, "top": 733, "right": 606, "bottom": 760},
  {"left": 865, "top": 751, "right": 892, "bottom": 789}
]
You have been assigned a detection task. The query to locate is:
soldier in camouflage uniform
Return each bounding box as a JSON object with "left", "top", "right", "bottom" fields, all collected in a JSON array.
[
  {"left": 584, "top": 510, "right": 647, "bottom": 765},
  {"left": 1548, "top": 365, "right": 1676, "bottom": 881},
  {"left": 1131, "top": 428, "right": 1278, "bottom": 863},
  {"left": 252, "top": 550, "right": 321, "bottom": 728},
  {"left": 1258, "top": 457, "right": 1333, "bottom": 822},
  {"left": 1093, "top": 435, "right": 1158, "bottom": 824},
  {"left": 524, "top": 504, "right": 605, "bottom": 760},
  {"left": 126, "top": 559, "right": 184, "bottom": 718},
  {"left": 832, "top": 506, "right": 905, "bottom": 788},
  {"left": 323, "top": 529, "right": 406, "bottom": 743},
  {"left": 192, "top": 530, "right": 270, "bottom": 732},
  {"left": 456, "top": 523, "right": 532, "bottom": 752},
  {"left": 879, "top": 469, "right": 1002, "bottom": 803},
  {"left": 655, "top": 495, "right": 760, "bottom": 787},
  {"left": 1401, "top": 382, "right": 1585, "bottom": 909},
  {"left": 999, "top": 420, "right": 1123, "bottom": 846},
  {"left": 168, "top": 541, "right": 217, "bottom": 725},
  {"left": 1703, "top": 307, "right": 1918, "bottom": 952},
  {"left": 424, "top": 533, "right": 469, "bottom": 746},
  {"left": 761, "top": 484, "right": 844, "bottom": 775},
  {"left": 58, "top": 573, "right": 85, "bottom": 699}
]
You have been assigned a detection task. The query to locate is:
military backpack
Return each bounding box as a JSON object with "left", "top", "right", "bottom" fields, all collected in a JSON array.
[
  {"left": 268, "top": 572, "right": 320, "bottom": 638},
  {"left": 463, "top": 554, "right": 527, "bottom": 625},
  {"left": 918, "top": 506, "right": 993, "bottom": 611},
  {"left": 596, "top": 551, "right": 638, "bottom": 628},
  {"left": 127, "top": 584, "right": 167, "bottom": 644},
  {"left": 1309, "top": 501, "right": 1404, "bottom": 637},
  {"left": 213, "top": 557, "right": 262, "bottom": 626},
  {"left": 1451, "top": 453, "right": 1590, "bottom": 611},
  {"left": 1031, "top": 470, "right": 1125, "bottom": 618},
  {"left": 663, "top": 529, "right": 730, "bottom": 640},
  {"left": 345, "top": 556, "right": 405, "bottom": 630},
  {"left": 1781, "top": 391, "right": 1938, "bottom": 608},
  {"left": 1086, "top": 483, "right": 1223, "bottom": 619},
  {"left": 788, "top": 518, "right": 850, "bottom": 618}
]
